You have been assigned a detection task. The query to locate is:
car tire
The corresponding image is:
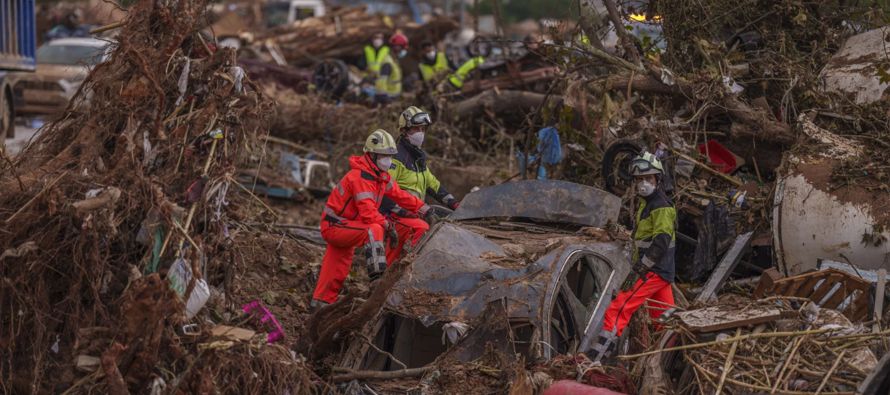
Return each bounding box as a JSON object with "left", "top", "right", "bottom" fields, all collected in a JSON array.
[
  {"left": 1, "top": 88, "right": 12, "bottom": 140},
  {"left": 601, "top": 140, "right": 642, "bottom": 195}
]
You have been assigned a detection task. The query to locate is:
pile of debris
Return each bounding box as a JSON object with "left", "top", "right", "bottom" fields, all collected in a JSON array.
[
  {"left": 257, "top": 6, "right": 458, "bottom": 67},
  {"left": 0, "top": 0, "right": 322, "bottom": 392}
]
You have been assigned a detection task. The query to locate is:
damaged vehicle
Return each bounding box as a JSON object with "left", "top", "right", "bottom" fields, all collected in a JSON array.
[{"left": 338, "top": 180, "right": 632, "bottom": 372}]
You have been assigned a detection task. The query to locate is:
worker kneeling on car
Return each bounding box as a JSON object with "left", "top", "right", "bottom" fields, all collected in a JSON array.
[{"left": 311, "top": 129, "right": 431, "bottom": 309}]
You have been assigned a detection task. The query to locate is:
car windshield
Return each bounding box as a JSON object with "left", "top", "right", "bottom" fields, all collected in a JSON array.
[{"left": 37, "top": 44, "right": 106, "bottom": 66}]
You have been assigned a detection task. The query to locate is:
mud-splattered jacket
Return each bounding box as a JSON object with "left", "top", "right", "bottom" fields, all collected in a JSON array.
[{"left": 633, "top": 189, "right": 677, "bottom": 282}]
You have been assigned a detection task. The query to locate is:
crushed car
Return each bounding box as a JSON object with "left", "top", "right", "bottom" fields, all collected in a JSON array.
[{"left": 338, "top": 180, "right": 632, "bottom": 372}]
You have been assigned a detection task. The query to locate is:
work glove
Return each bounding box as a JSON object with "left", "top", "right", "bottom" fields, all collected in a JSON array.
[
  {"left": 392, "top": 206, "right": 419, "bottom": 219},
  {"left": 632, "top": 261, "right": 650, "bottom": 280},
  {"left": 445, "top": 198, "right": 460, "bottom": 211},
  {"left": 423, "top": 209, "right": 440, "bottom": 226},
  {"left": 384, "top": 220, "right": 399, "bottom": 250}
]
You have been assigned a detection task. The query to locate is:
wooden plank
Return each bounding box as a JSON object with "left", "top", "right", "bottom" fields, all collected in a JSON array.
[
  {"left": 753, "top": 267, "right": 782, "bottom": 297},
  {"left": 677, "top": 305, "right": 785, "bottom": 333},
  {"left": 850, "top": 292, "right": 871, "bottom": 322},
  {"left": 695, "top": 232, "right": 754, "bottom": 303},
  {"left": 795, "top": 275, "right": 824, "bottom": 298},
  {"left": 874, "top": 270, "right": 886, "bottom": 333},
  {"left": 809, "top": 274, "right": 841, "bottom": 305},
  {"left": 782, "top": 276, "right": 808, "bottom": 297},
  {"left": 823, "top": 282, "right": 853, "bottom": 309}
]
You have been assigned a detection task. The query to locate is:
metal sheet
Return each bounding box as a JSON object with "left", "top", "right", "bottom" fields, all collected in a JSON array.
[{"left": 451, "top": 180, "right": 621, "bottom": 227}]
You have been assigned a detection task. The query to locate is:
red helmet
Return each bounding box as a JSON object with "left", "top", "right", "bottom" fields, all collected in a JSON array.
[{"left": 389, "top": 33, "right": 409, "bottom": 47}]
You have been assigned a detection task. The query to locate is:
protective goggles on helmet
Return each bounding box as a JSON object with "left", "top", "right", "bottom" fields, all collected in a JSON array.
[
  {"left": 629, "top": 158, "right": 661, "bottom": 175},
  {"left": 407, "top": 112, "right": 432, "bottom": 127}
]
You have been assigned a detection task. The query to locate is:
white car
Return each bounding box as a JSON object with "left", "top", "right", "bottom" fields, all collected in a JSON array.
[{"left": 15, "top": 37, "right": 113, "bottom": 115}]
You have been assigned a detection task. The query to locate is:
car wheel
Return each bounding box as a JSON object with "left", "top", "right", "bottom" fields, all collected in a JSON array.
[{"left": 1, "top": 88, "right": 12, "bottom": 140}]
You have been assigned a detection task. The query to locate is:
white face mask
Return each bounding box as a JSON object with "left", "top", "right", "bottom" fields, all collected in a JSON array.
[
  {"left": 407, "top": 132, "right": 425, "bottom": 147},
  {"left": 397, "top": 49, "right": 408, "bottom": 59},
  {"left": 376, "top": 156, "right": 392, "bottom": 171},
  {"left": 372, "top": 38, "right": 384, "bottom": 48},
  {"left": 425, "top": 51, "right": 436, "bottom": 61},
  {"left": 636, "top": 180, "right": 656, "bottom": 197}
]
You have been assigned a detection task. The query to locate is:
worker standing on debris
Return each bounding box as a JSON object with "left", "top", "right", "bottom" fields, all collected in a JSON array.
[
  {"left": 381, "top": 106, "right": 460, "bottom": 262},
  {"left": 589, "top": 152, "right": 676, "bottom": 363},
  {"left": 418, "top": 41, "right": 453, "bottom": 84},
  {"left": 372, "top": 33, "right": 408, "bottom": 105},
  {"left": 311, "top": 130, "right": 431, "bottom": 309}
]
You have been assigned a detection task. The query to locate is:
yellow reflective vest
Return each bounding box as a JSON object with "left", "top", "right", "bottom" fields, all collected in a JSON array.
[
  {"left": 375, "top": 52, "right": 402, "bottom": 97},
  {"left": 419, "top": 52, "right": 450, "bottom": 81},
  {"left": 364, "top": 45, "right": 390, "bottom": 74},
  {"left": 447, "top": 56, "right": 485, "bottom": 88}
]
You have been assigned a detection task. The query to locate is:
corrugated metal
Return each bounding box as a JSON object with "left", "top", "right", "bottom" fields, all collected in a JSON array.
[{"left": 0, "top": 0, "right": 37, "bottom": 71}]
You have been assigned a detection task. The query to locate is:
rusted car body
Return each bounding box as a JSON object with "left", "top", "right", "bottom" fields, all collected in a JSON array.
[{"left": 338, "top": 180, "right": 631, "bottom": 371}]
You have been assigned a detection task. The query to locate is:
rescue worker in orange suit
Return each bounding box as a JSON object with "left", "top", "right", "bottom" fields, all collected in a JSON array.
[
  {"left": 589, "top": 152, "right": 676, "bottom": 363},
  {"left": 311, "top": 129, "right": 432, "bottom": 309}
]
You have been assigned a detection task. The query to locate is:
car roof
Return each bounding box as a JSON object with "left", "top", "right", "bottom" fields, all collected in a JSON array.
[{"left": 45, "top": 38, "right": 112, "bottom": 48}]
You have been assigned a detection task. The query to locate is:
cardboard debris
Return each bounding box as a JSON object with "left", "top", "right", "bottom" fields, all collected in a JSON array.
[{"left": 211, "top": 325, "right": 256, "bottom": 342}]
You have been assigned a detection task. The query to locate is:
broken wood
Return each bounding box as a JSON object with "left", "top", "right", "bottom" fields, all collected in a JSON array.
[
  {"left": 754, "top": 267, "right": 784, "bottom": 297},
  {"left": 758, "top": 269, "right": 873, "bottom": 322},
  {"left": 671, "top": 149, "right": 744, "bottom": 187},
  {"left": 210, "top": 325, "right": 256, "bottom": 341},
  {"left": 619, "top": 327, "right": 840, "bottom": 360},
  {"left": 715, "top": 328, "right": 742, "bottom": 394},
  {"left": 72, "top": 187, "right": 122, "bottom": 212},
  {"left": 331, "top": 366, "right": 433, "bottom": 382},
  {"left": 694, "top": 231, "right": 754, "bottom": 303},
  {"left": 677, "top": 304, "right": 787, "bottom": 333},
  {"left": 451, "top": 90, "right": 562, "bottom": 120}
]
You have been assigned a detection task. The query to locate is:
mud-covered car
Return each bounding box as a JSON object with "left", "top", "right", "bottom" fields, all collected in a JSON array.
[{"left": 338, "top": 180, "right": 632, "bottom": 372}]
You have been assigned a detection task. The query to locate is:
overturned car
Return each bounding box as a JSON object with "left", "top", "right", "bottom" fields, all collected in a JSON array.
[{"left": 338, "top": 180, "right": 632, "bottom": 372}]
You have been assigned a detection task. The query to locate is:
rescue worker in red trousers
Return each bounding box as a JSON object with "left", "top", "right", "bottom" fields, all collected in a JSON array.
[
  {"left": 310, "top": 130, "right": 431, "bottom": 309},
  {"left": 589, "top": 152, "right": 676, "bottom": 363}
]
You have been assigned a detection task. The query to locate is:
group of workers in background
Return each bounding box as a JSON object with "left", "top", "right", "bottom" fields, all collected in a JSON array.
[{"left": 357, "top": 31, "right": 488, "bottom": 104}]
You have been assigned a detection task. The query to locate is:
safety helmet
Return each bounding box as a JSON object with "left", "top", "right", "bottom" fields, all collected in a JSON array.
[
  {"left": 363, "top": 129, "right": 398, "bottom": 155},
  {"left": 398, "top": 106, "right": 432, "bottom": 130},
  {"left": 629, "top": 152, "right": 664, "bottom": 176},
  {"left": 389, "top": 33, "right": 409, "bottom": 48}
]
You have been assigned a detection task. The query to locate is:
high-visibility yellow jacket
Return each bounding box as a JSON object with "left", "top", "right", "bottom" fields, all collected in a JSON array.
[
  {"left": 375, "top": 52, "right": 402, "bottom": 97},
  {"left": 363, "top": 45, "right": 390, "bottom": 74},
  {"left": 447, "top": 56, "right": 485, "bottom": 88},
  {"left": 382, "top": 139, "right": 456, "bottom": 211},
  {"left": 633, "top": 190, "right": 677, "bottom": 282},
  {"left": 419, "top": 52, "right": 450, "bottom": 81}
]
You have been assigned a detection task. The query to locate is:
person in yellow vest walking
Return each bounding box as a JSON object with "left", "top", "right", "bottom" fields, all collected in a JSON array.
[{"left": 372, "top": 33, "right": 408, "bottom": 105}]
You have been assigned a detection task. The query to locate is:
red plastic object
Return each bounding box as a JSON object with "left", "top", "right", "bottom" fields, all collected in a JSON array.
[
  {"left": 697, "top": 140, "right": 738, "bottom": 174},
  {"left": 543, "top": 380, "right": 627, "bottom": 395}
]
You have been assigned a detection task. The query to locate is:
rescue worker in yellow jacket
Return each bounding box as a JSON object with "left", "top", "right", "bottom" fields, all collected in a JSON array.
[
  {"left": 418, "top": 41, "right": 454, "bottom": 84},
  {"left": 359, "top": 32, "right": 389, "bottom": 76},
  {"left": 373, "top": 33, "right": 408, "bottom": 105},
  {"left": 381, "top": 106, "right": 460, "bottom": 233}
]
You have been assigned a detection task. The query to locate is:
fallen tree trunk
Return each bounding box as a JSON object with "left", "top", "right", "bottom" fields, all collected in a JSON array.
[
  {"left": 451, "top": 90, "right": 562, "bottom": 120},
  {"left": 604, "top": 73, "right": 796, "bottom": 145}
]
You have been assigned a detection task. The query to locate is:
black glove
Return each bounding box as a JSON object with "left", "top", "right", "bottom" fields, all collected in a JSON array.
[
  {"left": 423, "top": 209, "right": 439, "bottom": 226},
  {"left": 392, "top": 206, "right": 419, "bottom": 218},
  {"left": 632, "top": 261, "right": 650, "bottom": 279},
  {"left": 445, "top": 198, "right": 460, "bottom": 211},
  {"left": 385, "top": 221, "right": 399, "bottom": 249}
]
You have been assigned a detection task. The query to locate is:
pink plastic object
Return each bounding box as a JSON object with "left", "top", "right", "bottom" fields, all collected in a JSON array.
[
  {"left": 242, "top": 300, "right": 285, "bottom": 343},
  {"left": 543, "top": 380, "right": 627, "bottom": 395},
  {"left": 697, "top": 140, "right": 739, "bottom": 174}
]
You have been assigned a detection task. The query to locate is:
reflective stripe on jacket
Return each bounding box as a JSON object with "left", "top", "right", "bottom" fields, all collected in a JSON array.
[
  {"left": 633, "top": 189, "right": 677, "bottom": 282},
  {"left": 375, "top": 52, "right": 402, "bottom": 96},
  {"left": 447, "top": 56, "right": 485, "bottom": 88},
  {"left": 364, "top": 45, "right": 390, "bottom": 73},
  {"left": 419, "top": 52, "right": 449, "bottom": 81},
  {"left": 323, "top": 155, "right": 427, "bottom": 225}
]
